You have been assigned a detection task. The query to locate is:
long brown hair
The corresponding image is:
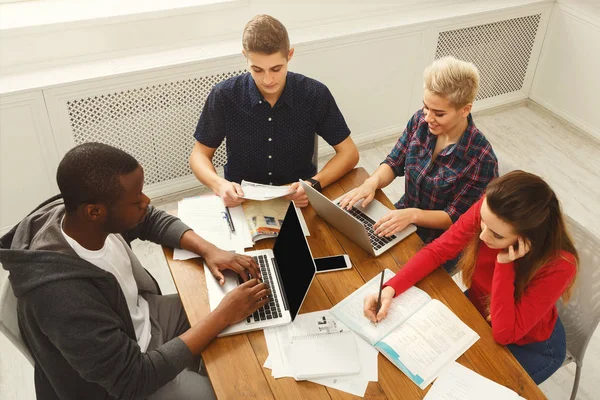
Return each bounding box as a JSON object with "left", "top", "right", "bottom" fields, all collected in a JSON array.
[{"left": 458, "top": 170, "right": 578, "bottom": 304}]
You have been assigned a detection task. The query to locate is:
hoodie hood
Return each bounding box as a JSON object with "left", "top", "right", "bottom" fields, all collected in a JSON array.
[{"left": 0, "top": 198, "right": 110, "bottom": 297}]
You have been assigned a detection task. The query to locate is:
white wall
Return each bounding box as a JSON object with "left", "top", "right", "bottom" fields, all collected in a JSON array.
[
  {"left": 0, "top": 0, "right": 553, "bottom": 233},
  {"left": 0, "top": 1, "right": 446, "bottom": 74},
  {"left": 529, "top": 1, "right": 600, "bottom": 140}
]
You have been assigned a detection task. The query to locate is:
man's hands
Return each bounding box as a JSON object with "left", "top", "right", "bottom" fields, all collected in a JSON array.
[
  {"left": 204, "top": 247, "right": 261, "bottom": 285},
  {"left": 364, "top": 286, "right": 395, "bottom": 323},
  {"left": 216, "top": 279, "right": 271, "bottom": 326},
  {"left": 217, "top": 179, "right": 245, "bottom": 207},
  {"left": 373, "top": 208, "right": 418, "bottom": 237},
  {"left": 285, "top": 182, "right": 309, "bottom": 208},
  {"left": 338, "top": 178, "right": 378, "bottom": 210}
]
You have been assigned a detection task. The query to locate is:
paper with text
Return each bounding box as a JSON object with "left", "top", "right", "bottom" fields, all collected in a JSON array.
[
  {"left": 330, "top": 269, "right": 431, "bottom": 344},
  {"left": 424, "top": 362, "right": 523, "bottom": 400},
  {"left": 375, "top": 300, "right": 479, "bottom": 389}
]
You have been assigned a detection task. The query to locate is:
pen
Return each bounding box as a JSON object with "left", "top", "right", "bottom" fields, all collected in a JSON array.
[
  {"left": 375, "top": 270, "right": 385, "bottom": 317},
  {"left": 224, "top": 206, "right": 236, "bottom": 233}
]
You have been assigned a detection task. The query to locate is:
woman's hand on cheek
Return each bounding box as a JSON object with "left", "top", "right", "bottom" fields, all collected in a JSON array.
[{"left": 497, "top": 236, "right": 531, "bottom": 264}]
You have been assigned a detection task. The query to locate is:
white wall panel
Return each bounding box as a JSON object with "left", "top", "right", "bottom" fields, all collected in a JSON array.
[
  {"left": 530, "top": 3, "right": 600, "bottom": 140},
  {"left": 292, "top": 31, "right": 423, "bottom": 147},
  {"left": 0, "top": 91, "right": 59, "bottom": 233}
]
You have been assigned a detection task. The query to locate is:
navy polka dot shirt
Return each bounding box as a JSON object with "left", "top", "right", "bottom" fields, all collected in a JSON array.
[{"left": 194, "top": 72, "right": 351, "bottom": 185}]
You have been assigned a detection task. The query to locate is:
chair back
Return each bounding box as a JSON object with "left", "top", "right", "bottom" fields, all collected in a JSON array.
[
  {"left": 0, "top": 269, "right": 34, "bottom": 366},
  {"left": 557, "top": 216, "right": 600, "bottom": 366}
]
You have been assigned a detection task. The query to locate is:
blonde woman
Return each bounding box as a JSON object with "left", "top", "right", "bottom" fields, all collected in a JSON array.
[{"left": 340, "top": 56, "right": 498, "bottom": 271}]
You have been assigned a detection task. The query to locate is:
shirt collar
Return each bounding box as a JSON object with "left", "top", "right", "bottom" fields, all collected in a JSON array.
[
  {"left": 248, "top": 74, "right": 264, "bottom": 106},
  {"left": 247, "top": 72, "right": 295, "bottom": 108},
  {"left": 450, "top": 113, "right": 475, "bottom": 160},
  {"left": 420, "top": 113, "right": 475, "bottom": 159}
]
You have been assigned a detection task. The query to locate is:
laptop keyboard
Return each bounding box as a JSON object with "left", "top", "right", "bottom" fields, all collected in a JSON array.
[
  {"left": 243, "top": 254, "right": 283, "bottom": 324},
  {"left": 341, "top": 205, "right": 397, "bottom": 251}
]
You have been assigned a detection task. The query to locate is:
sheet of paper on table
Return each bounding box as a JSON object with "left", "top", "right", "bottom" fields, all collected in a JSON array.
[{"left": 263, "top": 310, "right": 378, "bottom": 397}]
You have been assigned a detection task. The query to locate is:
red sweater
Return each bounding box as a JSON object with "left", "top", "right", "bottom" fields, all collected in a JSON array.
[{"left": 384, "top": 197, "right": 576, "bottom": 346}]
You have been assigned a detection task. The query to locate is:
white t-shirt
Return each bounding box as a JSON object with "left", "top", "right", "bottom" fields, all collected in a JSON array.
[{"left": 61, "top": 224, "right": 152, "bottom": 352}]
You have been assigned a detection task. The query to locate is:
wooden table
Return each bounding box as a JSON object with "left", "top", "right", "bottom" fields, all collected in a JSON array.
[{"left": 163, "top": 168, "right": 546, "bottom": 400}]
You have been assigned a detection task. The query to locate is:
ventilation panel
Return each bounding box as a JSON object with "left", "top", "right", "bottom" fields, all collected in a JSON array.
[
  {"left": 435, "top": 14, "right": 541, "bottom": 101},
  {"left": 66, "top": 70, "right": 245, "bottom": 186}
]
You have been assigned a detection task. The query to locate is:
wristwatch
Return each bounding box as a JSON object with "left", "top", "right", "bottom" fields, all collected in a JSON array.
[{"left": 307, "top": 178, "right": 322, "bottom": 192}]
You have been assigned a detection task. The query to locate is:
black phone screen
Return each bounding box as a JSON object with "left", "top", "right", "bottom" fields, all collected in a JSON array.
[{"left": 314, "top": 255, "right": 348, "bottom": 272}]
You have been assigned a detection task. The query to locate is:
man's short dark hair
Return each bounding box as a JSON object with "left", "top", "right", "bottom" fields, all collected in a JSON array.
[{"left": 57, "top": 142, "right": 140, "bottom": 212}]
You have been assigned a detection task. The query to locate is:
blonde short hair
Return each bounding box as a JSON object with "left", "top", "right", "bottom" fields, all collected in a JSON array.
[
  {"left": 242, "top": 15, "right": 290, "bottom": 56},
  {"left": 423, "top": 56, "right": 480, "bottom": 108}
]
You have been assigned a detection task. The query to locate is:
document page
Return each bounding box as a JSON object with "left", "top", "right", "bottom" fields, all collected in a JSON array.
[
  {"left": 173, "top": 195, "right": 248, "bottom": 259},
  {"left": 424, "top": 362, "right": 521, "bottom": 400},
  {"left": 375, "top": 300, "right": 479, "bottom": 389},
  {"left": 330, "top": 269, "right": 431, "bottom": 344},
  {"left": 240, "top": 180, "right": 294, "bottom": 200}
]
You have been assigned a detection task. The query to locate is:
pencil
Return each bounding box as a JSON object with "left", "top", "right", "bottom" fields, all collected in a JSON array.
[{"left": 375, "top": 270, "right": 385, "bottom": 316}]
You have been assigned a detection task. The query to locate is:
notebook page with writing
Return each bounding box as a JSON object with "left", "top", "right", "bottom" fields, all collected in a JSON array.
[
  {"left": 424, "top": 362, "right": 521, "bottom": 400},
  {"left": 289, "top": 331, "right": 361, "bottom": 380},
  {"left": 330, "top": 269, "right": 432, "bottom": 345},
  {"left": 375, "top": 300, "right": 480, "bottom": 389}
]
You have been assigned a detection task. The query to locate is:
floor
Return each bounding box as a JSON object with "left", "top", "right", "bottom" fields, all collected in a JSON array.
[{"left": 1, "top": 101, "right": 598, "bottom": 399}]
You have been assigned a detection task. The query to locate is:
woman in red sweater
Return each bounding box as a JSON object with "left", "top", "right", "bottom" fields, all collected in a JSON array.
[{"left": 364, "top": 171, "right": 578, "bottom": 384}]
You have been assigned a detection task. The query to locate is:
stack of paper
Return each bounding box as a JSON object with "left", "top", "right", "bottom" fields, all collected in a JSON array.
[
  {"left": 424, "top": 362, "right": 526, "bottom": 399},
  {"left": 173, "top": 195, "right": 253, "bottom": 260},
  {"left": 241, "top": 180, "right": 294, "bottom": 201},
  {"left": 263, "top": 311, "right": 378, "bottom": 397}
]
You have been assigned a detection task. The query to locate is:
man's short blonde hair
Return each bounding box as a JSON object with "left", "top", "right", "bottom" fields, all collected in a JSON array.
[
  {"left": 423, "top": 56, "right": 480, "bottom": 108},
  {"left": 242, "top": 15, "right": 290, "bottom": 56}
]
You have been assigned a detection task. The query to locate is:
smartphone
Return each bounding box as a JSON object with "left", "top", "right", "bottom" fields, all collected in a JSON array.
[{"left": 314, "top": 255, "right": 352, "bottom": 273}]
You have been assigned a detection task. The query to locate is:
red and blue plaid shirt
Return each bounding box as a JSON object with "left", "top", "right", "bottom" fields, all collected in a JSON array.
[{"left": 383, "top": 109, "right": 498, "bottom": 244}]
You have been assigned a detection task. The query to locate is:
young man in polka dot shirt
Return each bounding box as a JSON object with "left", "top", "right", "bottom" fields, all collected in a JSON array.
[{"left": 190, "top": 14, "right": 359, "bottom": 207}]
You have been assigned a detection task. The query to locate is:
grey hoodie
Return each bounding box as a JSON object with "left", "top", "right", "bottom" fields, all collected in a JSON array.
[{"left": 0, "top": 196, "right": 195, "bottom": 400}]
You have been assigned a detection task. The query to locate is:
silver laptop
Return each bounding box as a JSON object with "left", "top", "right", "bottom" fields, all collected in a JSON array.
[
  {"left": 205, "top": 202, "right": 317, "bottom": 336},
  {"left": 300, "top": 180, "right": 416, "bottom": 257}
]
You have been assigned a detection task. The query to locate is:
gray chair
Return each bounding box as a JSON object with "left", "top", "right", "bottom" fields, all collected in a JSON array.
[
  {"left": 556, "top": 216, "right": 600, "bottom": 400},
  {"left": 0, "top": 270, "right": 34, "bottom": 366}
]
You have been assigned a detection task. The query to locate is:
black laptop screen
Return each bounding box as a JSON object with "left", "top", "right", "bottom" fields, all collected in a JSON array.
[{"left": 273, "top": 202, "right": 316, "bottom": 320}]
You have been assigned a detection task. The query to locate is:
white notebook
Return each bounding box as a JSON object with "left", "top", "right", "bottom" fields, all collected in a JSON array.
[
  {"left": 289, "top": 330, "right": 361, "bottom": 380},
  {"left": 330, "top": 269, "right": 480, "bottom": 389}
]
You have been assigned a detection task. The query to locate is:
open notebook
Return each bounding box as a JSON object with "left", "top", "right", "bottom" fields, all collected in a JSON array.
[{"left": 330, "top": 269, "right": 480, "bottom": 389}]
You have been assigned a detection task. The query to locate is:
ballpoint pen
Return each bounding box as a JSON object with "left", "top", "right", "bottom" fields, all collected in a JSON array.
[
  {"left": 221, "top": 212, "right": 232, "bottom": 238},
  {"left": 224, "top": 206, "right": 236, "bottom": 233},
  {"left": 375, "top": 270, "right": 385, "bottom": 318}
]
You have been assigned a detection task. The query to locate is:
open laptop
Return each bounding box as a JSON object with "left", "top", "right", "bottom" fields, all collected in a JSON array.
[
  {"left": 205, "top": 201, "right": 317, "bottom": 336},
  {"left": 300, "top": 180, "right": 416, "bottom": 257}
]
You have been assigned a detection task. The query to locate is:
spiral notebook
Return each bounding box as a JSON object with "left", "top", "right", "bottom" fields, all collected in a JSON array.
[{"left": 288, "top": 330, "right": 361, "bottom": 380}]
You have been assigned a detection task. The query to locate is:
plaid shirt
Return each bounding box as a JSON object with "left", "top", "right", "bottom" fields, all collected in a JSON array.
[{"left": 383, "top": 109, "right": 498, "bottom": 244}]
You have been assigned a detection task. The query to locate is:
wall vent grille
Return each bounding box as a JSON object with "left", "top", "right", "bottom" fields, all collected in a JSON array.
[
  {"left": 435, "top": 14, "right": 541, "bottom": 101},
  {"left": 66, "top": 70, "right": 245, "bottom": 186}
]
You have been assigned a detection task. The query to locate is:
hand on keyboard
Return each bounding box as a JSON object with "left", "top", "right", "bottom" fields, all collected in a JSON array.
[
  {"left": 203, "top": 247, "right": 261, "bottom": 285},
  {"left": 338, "top": 178, "right": 378, "bottom": 210},
  {"left": 216, "top": 279, "right": 271, "bottom": 326},
  {"left": 373, "top": 208, "right": 417, "bottom": 237}
]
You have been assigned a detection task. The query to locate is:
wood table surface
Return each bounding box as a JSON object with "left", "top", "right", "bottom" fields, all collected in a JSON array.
[{"left": 162, "top": 167, "right": 546, "bottom": 400}]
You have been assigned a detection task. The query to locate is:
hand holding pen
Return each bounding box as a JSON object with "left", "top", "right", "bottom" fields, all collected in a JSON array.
[{"left": 364, "top": 271, "right": 396, "bottom": 323}]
